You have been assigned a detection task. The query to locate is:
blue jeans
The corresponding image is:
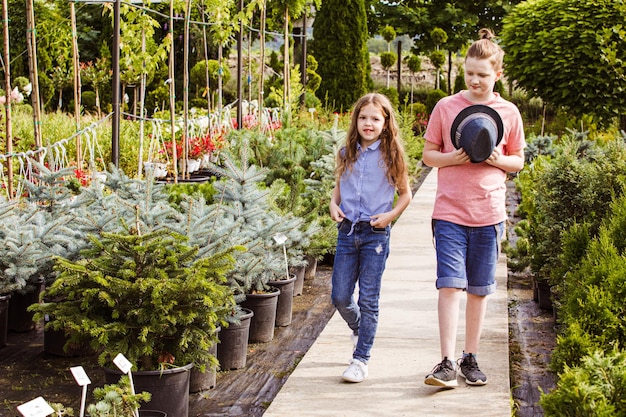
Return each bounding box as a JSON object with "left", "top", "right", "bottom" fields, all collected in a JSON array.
[
  {"left": 432, "top": 219, "right": 504, "bottom": 296},
  {"left": 331, "top": 220, "right": 391, "bottom": 364}
]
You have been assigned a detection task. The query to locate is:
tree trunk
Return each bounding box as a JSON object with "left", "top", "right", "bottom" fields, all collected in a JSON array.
[
  {"left": 25, "top": 0, "right": 43, "bottom": 154},
  {"left": 2, "top": 0, "right": 14, "bottom": 198}
]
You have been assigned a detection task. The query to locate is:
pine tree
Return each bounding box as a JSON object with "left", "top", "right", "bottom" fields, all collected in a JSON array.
[
  {"left": 206, "top": 139, "right": 306, "bottom": 294},
  {"left": 313, "top": 0, "right": 371, "bottom": 111},
  {"left": 31, "top": 226, "right": 239, "bottom": 370}
]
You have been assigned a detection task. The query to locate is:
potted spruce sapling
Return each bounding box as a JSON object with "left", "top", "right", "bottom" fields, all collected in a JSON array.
[
  {"left": 206, "top": 143, "right": 307, "bottom": 341},
  {"left": 29, "top": 222, "right": 241, "bottom": 417}
]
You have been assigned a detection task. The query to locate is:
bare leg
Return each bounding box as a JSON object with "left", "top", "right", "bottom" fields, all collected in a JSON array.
[
  {"left": 438, "top": 287, "right": 463, "bottom": 359},
  {"left": 465, "top": 293, "right": 488, "bottom": 354}
]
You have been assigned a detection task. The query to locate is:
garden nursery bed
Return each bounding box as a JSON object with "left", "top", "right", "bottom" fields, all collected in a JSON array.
[{"left": 0, "top": 176, "right": 556, "bottom": 417}]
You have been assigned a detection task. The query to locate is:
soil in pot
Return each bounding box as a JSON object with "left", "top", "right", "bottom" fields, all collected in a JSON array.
[
  {"left": 240, "top": 288, "right": 280, "bottom": 343},
  {"left": 217, "top": 308, "right": 254, "bottom": 370},
  {"left": 269, "top": 275, "right": 296, "bottom": 327}
]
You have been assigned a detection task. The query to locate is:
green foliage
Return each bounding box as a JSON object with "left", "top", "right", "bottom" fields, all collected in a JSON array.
[
  {"left": 425, "top": 89, "right": 447, "bottom": 114},
  {"left": 453, "top": 66, "right": 465, "bottom": 94},
  {"left": 378, "top": 88, "right": 399, "bottom": 108},
  {"left": 31, "top": 227, "right": 238, "bottom": 370},
  {"left": 380, "top": 52, "right": 398, "bottom": 71},
  {"left": 430, "top": 28, "right": 448, "bottom": 46},
  {"left": 501, "top": 0, "right": 626, "bottom": 127},
  {"left": 165, "top": 181, "right": 218, "bottom": 209},
  {"left": 86, "top": 375, "right": 151, "bottom": 417},
  {"left": 81, "top": 91, "right": 97, "bottom": 112},
  {"left": 190, "top": 60, "right": 232, "bottom": 96},
  {"left": 406, "top": 55, "right": 422, "bottom": 74},
  {"left": 541, "top": 350, "right": 626, "bottom": 417},
  {"left": 514, "top": 138, "right": 626, "bottom": 285},
  {"left": 205, "top": 137, "right": 309, "bottom": 294},
  {"left": 523, "top": 133, "right": 557, "bottom": 164},
  {"left": 551, "top": 193, "right": 626, "bottom": 372},
  {"left": 306, "top": 55, "right": 322, "bottom": 94},
  {"left": 429, "top": 50, "right": 445, "bottom": 71},
  {"left": 380, "top": 26, "right": 397, "bottom": 44},
  {"left": 313, "top": 0, "right": 371, "bottom": 111}
]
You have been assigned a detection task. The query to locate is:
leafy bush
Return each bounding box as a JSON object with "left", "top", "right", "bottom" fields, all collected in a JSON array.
[
  {"left": 425, "top": 89, "right": 447, "bottom": 114},
  {"left": 552, "top": 193, "right": 626, "bottom": 372},
  {"left": 515, "top": 137, "right": 626, "bottom": 285},
  {"left": 541, "top": 349, "right": 626, "bottom": 417}
]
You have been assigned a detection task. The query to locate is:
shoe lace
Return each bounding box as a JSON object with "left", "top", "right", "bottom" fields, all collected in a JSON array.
[
  {"left": 432, "top": 358, "right": 454, "bottom": 373},
  {"left": 458, "top": 355, "right": 479, "bottom": 372}
]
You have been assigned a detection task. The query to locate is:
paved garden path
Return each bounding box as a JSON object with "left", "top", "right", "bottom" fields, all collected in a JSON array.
[{"left": 264, "top": 168, "right": 511, "bottom": 417}]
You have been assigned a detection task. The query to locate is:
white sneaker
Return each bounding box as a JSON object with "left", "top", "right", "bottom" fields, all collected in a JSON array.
[{"left": 342, "top": 358, "right": 368, "bottom": 383}]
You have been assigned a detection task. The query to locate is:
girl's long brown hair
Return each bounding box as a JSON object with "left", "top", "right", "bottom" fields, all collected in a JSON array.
[{"left": 335, "top": 93, "right": 408, "bottom": 192}]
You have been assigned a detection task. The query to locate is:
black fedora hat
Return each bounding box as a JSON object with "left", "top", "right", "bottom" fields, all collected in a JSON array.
[{"left": 450, "top": 104, "right": 504, "bottom": 163}]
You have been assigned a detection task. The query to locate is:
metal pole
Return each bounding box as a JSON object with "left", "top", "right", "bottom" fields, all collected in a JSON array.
[{"left": 111, "top": 0, "right": 121, "bottom": 167}]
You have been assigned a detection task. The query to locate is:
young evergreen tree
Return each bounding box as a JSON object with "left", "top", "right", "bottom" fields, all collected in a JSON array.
[{"left": 313, "top": 0, "right": 371, "bottom": 111}]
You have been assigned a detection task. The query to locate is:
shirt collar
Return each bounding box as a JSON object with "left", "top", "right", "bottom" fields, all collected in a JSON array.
[{"left": 357, "top": 139, "right": 382, "bottom": 152}]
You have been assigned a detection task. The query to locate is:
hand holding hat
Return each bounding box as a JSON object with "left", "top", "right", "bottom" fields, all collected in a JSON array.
[{"left": 450, "top": 105, "right": 504, "bottom": 163}]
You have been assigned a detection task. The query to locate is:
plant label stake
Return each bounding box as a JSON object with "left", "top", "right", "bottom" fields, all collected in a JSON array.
[
  {"left": 16, "top": 397, "right": 54, "bottom": 417},
  {"left": 70, "top": 366, "right": 91, "bottom": 417},
  {"left": 113, "top": 353, "right": 139, "bottom": 417},
  {"left": 273, "top": 232, "right": 290, "bottom": 280}
]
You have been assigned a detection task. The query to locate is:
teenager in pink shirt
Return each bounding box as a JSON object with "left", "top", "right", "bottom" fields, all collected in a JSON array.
[{"left": 423, "top": 29, "right": 526, "bottom": 388}]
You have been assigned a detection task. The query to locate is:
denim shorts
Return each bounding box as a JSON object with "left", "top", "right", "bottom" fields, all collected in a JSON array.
[{"left": 432, "top": 219, "right": 504, "bottom": 296}]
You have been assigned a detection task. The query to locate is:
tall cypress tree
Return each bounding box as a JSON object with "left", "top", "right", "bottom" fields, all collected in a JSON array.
[{"left": 313, "top": 0, "right": 371, "bottom": 111}]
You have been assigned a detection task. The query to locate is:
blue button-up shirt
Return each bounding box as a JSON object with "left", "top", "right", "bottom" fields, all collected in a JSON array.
[{"left": 339, "top": 140, "right": 394, "bottom": 223}]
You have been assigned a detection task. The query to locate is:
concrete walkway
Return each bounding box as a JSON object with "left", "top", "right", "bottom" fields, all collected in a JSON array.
[{"left": 264, "top": 168, "right": 511, "bottom": 417}]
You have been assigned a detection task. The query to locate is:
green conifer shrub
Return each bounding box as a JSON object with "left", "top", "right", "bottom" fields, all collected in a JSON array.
[{"left": 313, "top": 0, "right": 371, "bottom": 110}]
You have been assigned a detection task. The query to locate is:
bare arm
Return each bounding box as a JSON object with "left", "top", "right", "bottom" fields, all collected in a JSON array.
[
  {"left": 329, "top": 185, "right": 345, "bottom": 223},
  {"left": 486, "top": 147, "right": 525, "bottom": 173},
  {"left": 423, "top": 141, "right": 525, "bottom": 173},
  {"left": 422, "top": 141, "right": 470, "bottom": 168}
]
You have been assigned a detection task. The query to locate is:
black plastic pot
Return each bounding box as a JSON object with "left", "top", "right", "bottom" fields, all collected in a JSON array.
[
  {"left": 0, "top": 294, "right": 10, "bottom": 348},
  {"left": 241, "top": 287, "right": 280, "bottom": 343},
  {"left": 269, "top": 275, "right": 296, "bottom": 327},
  {"left": 104, "top": 363, "right": 193, "bottom": 417},
  {"left": 290, "top": 265, "right": 305, "bottom": 296},
  {"left": 304, "top": 255, "right": 317, "bottom": 281},
  {"left": 138, "top": 411, "right": 167, "bottom": 417},
  {"left": 217, "top": 308, "right": 253, "bottom": 370},
  {"left": 8, "top": 279, "right": 44, "bottom": 332},
  {"left": 189, "top": 328, "right": 219, "bottom": 392}
]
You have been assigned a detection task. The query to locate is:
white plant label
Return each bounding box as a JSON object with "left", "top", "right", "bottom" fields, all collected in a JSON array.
[
  {"left": 17, "top": 397, "right": 54, "bottom": 417},
  {"left": 70, "top": 366, "right": 91, "bottom": 386},
  {"left": 113, "top": 353, "right": 133, "bottom": 374}
]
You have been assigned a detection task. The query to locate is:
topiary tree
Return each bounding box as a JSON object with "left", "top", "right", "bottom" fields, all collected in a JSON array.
[
  {"left": 313, "top": 0, "right": 371, "bottom": 111},
  {"left": 500, "top": 0, "right": 626, "bottom": 128},
  {"left": 380, "top": 52, "right": 398, "bottom": 88},
  {"left": 380, "top": 26, "right": 397, "bottom": 88},
  {"left": 430, "top": 28, "right": 448, "bottom": 90}
]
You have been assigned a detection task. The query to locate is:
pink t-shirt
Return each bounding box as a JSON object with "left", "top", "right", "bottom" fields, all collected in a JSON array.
[{"left": 424, "top": 92, "right": 526, "bottom": 227}]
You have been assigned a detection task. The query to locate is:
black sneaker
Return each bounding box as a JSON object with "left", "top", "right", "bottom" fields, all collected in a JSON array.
[
  {"left": 458, "top": 354, "right": 487, "bottom": 386},
  {"left": 424, "top": 357, "right": 458, "bottom": 387}
]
